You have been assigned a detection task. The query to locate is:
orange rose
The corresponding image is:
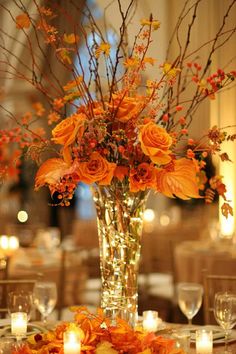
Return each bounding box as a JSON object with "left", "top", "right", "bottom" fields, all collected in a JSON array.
[
  {"left": 156, "top": 158, "right": 201, "bottom": 199},
  {"left": 130, "top": 163, "right": 156, "bottom": 192},
  {"left": 139, "top": 121, "right": 172, "bottom": 164},
  {"left": 52, "top": 112, "right": 86, "bottom": 147},
  {"left": 77, "top": 152, "right": 116, "bottom": 185},
  {"left": 108, "top": 94, "right": 144, "bottom": 122}
]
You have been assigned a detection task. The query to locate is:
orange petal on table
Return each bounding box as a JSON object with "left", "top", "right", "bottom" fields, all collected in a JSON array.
[
  {"left": 35, "top": 158, "right": 69, "bottom": 190},
  {"left": 156, "top": 158, "right": 201, "bottom": 200}
]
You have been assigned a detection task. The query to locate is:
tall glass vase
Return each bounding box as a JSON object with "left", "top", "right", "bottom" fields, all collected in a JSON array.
[{"left": 92, "top": 182, "right": 149, "bottom": 326}]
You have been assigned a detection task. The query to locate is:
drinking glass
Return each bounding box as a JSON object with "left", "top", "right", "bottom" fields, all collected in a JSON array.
[
  {"left": 33, "top": 281, "right": 57, "bottom": 324},
  {"left": 7, "top": 290, "right": 33, "bottom": 321},
  {"left": 177, "top": 282, "right": 203, "bottom": 325},
  {"left": 214, "top": 292, "right": 236, "bottom": 353}
]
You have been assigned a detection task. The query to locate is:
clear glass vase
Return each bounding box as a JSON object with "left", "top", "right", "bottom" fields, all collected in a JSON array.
[{"left": 92, "top": 182, "right": 149, "bottom": 327}]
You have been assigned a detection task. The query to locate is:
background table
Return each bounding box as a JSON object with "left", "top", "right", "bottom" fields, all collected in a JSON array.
[{"left": 174, "top": 240, "right": 236, "bottom": 283}]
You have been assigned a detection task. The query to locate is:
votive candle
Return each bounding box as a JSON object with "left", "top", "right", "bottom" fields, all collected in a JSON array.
[
  {"left": 142, "top": 310, "right": 159, "bottom": 332},
  {"left": 11, "top": 312, "right": 27, "bottom": 339},
  {"left": 196, "top": 329, "right": 213, "bottom": 354},
  {"left": 64, "top": 329, "right": 81, "bottom": 354}
]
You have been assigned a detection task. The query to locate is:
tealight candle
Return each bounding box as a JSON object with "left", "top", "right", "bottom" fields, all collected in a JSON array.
[
  {"left": 196, "top": 329, "right": 213, "bottom": 354},
  {"left": 11, "top": 312, "right": 27, "bottom": 340},
  {"left": 64, "top": 329, "right": 81, "bottom": 354},
  {"left": 142, "top": 310, "right": 159, "bottom": 332}
]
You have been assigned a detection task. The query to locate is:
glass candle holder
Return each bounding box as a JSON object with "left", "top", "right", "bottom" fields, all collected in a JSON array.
[
  {"left": 64, "top": 329, "right": 81, "bottom": 354},
  {"left": 172, "top": 330, "right": 190, "bottom": 352},
  {"left": 196, "top": 329, "right": 213, "bottom": 354},
  {"left": 11, "top": 312, "right": 27, "bottom": 341},
  {"left": 142, "top": 310, "right": 159, "bottom": 332}
]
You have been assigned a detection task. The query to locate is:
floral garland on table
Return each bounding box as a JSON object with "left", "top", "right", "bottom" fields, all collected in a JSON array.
[
  {"left": 0, "top": 2, "right": 236, "bottom": 212},
  {"left": 12, "top": 307, "right": 184, "bottom": 354}
]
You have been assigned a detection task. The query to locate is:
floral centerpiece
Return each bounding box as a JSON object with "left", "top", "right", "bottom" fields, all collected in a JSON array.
[
  {"left": 0, "top": 0, "right": 236, "bottom": 331},
  {"left": 12, "top": 306, "right": 184, "bottom": 354}
]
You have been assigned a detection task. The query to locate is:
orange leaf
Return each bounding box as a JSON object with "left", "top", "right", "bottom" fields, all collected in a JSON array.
[
  {"left": 221, "top": 202, "right": 233, "bottom": 218},
  {"left": 35, "top": 158, "right": 69, "bottom": 190},
  {"left": 156, "top": 158, "right": 201, "bottom": 200},
  {"left": 16, "top": 13, "right": 30, "bottom": 29}
]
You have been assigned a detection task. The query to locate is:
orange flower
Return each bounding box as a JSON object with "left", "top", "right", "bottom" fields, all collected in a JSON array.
[
  {"left": 35, "top": 158, "right": 69, "bottom": 191},
  {"left": 124, "top": 57, "right": 140, "bottom": 68},
  {"left": 63, "top": 33, "right": 79, "bottom": 44},
  {"left": 130, "top": 163, "right": 156, "bottom": 192},
  {"left": 77, "top": 152, "right": 116, "bottom": 185},
  {"left": 52, "top": 113, "right": 86, "bottom": 146},
  {"left": 156, "top": 158, "right": 201, "bottom": 199},
  {"left": 139, "top": 121, "right": 172, "bottom": 164},
  {"left": 163, "top": 63, "right": 181, "bottom": 78},
  {"left": 140, "top": 19, "right": 160, "bottom": 30},
  {"left": 95, "top": 43, "right": 111, "bottom": 58},
  {"left": 108, "top": 94, "right": 144, "bottom": 123},
  {"left": 16, "top": 13, "right": 30, "bottom": 29},
  {"left": 32, "top": 102, "right": 45, "bottom": 117},
  {"left": 114, "top": 166, "right": 129, "bottom": 182}
]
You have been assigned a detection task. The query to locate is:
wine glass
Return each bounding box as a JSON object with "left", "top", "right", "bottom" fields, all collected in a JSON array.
[
  {"left": 7, "top": 290, "right": 33, "bottom": 321},
  {"left": 214, "top": 292, "right": 236, "bottom": 353},
  {"left": 33, "top": 281, "right": 57, "bottom": 325},
  {"left": 177, "top": 282, "right": 203, "bottom": 325}
]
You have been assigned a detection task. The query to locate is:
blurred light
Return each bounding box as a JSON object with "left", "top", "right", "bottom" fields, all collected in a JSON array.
[
  {"left": 9, "top": 236, "right": 19, "bottom": 250},
  {"left": 0, "top": 235, "right": 19, "bottom": 256},
  {"left": 0, "top": 235, "right": 8, "bottom": 250},
  {"left": 160, "top": 214, "right": 170, "bottom": 227},
  {"left": 17, "top": 210, "right": 28, "bottom": 223},
  {"left": 144, "top": 209, "right": 155, "bottom": 223}
]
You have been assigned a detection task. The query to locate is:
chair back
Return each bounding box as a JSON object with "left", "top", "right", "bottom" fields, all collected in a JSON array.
[{"left": 203, "top": 271, "right": 236, "bottom": 324}]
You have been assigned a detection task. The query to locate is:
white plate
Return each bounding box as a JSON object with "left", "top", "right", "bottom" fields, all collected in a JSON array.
[
  {"left": 0, "top": 323, "right": 46, "bottom": 338},
  {"left": 0, "top": 319, "right": 11, "bottom": 327},
  {"left": 190, "top": 325, "right": 236, "bottom": 344}
]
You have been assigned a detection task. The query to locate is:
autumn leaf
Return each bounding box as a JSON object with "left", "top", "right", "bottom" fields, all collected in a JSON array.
[
  {"left": 221, "top": 202, "right": 233, "bottom": 218},
  {"left": 95, "top": 341, "right": 119, "bottom": 354},
  {"left": 35, "top": 158, "right": 69, "bottom": 190},
  {"left": 220, "top": 152, "right": 232, "bottom": 162},
  {"left": 156, "top": 158, "right": 201, "bottom": 200},
  {"left": 16, "top": 13, "right": 30, "bottom": 29}
]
